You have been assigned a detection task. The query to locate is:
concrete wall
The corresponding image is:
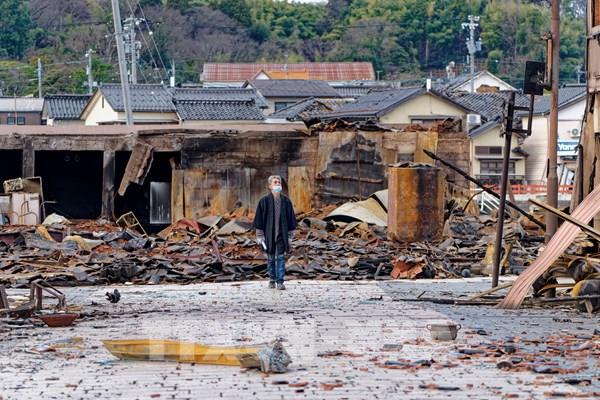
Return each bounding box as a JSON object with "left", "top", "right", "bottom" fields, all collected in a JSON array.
[{"left": 380, "top": 93, "right": 466, "bottom": 124}]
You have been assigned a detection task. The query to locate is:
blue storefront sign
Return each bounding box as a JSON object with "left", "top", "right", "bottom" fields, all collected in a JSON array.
[{"left": 557, "top": 140, "right": 578, "bottom": 157}]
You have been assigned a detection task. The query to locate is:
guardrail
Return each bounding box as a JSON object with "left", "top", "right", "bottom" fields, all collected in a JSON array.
[{"left": 482, "top": 184, "right": 573, "bottom": 195}]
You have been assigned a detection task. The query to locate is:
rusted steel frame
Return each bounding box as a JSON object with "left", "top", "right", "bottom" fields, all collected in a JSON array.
[
  {"left": 498, "top": 183, "right": 600, "bottom": 309},
  {"left": 423, "top": 149, "right": 545, "bottom": 230},
  {"left": 529, "top": 198, "right": 600, "bottom": 241}
]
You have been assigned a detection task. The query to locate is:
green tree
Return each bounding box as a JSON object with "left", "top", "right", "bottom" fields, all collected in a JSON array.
[
  {"left": 0, "top": 0, "right": 34, "bottom": 59},
  {"left": 217, "top": 0, "right": 252, "bottom": 27}
]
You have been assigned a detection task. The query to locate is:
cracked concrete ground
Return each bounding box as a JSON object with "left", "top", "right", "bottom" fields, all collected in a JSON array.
[{"left": 1, "top": 278, "right": 599, "bottom": 399}]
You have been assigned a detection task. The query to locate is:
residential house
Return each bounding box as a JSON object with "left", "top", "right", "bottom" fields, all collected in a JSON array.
[
  {"left": 43, "top": 94, "right": 91, "bottom": 126},
  {"left": 202, "top": 62, "right": 375, "bottom": 87},
  {"left": 320, "top": 87, "right": 469, "bottom": 127},
  {"left": 173, "top": 88, "right": 265, "bottom": 124},
  {"left": 243, "top": 80, "right": 341, "bottom": 114},
  {"left": 447, "top": 91, "right": 535, "bottom": 183},
  {"left": 438, "top": 70, "right": 516, "bottom": 94},
  {"left": 0, "top": 98, "right": 44, "bottom": 125},
  {"left": 80, "top": 84, "right": 178, "bottom": 125},
  {"left": 468, "top": 118, "right": 527, "bottom": 185},
  {"left": 521, "top": 85, "right": 586, "bottom": 184}
]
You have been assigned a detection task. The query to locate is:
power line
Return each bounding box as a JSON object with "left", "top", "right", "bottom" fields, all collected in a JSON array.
[
  {"left": 128, "top": 0, "right": 170, "bottom": 82},
  {"left": 125, "top": 0, "right": 164, "bottom": 82}
]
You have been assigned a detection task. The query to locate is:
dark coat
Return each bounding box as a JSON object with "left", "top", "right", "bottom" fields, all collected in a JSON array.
[{"left": 253, "top": 193, "right": 297, "bottom": 254}]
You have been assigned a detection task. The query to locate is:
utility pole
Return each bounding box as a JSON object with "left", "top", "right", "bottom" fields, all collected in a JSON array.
[
  {"left": 85, "top": 49, "right": 95, "bottom": 94},
  {"left": 37, "top": 58, "right": 42, "bottom": 98},
  {"left": 462, "top": 15, "right": 482, "bottom": 93},
  {"left": 111, "top": 0, "right": 134, "bottom": 126},
  {"left": 123, "top": 16, "right": 143, "bottom": 84},
  {"left": 546, "top": 0, "right": 560, "bottom": 241}
]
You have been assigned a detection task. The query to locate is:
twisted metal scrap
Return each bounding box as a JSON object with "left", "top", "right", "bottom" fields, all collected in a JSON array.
[{"left": 498, "top": 184, "right": 600, "bottom": 309}]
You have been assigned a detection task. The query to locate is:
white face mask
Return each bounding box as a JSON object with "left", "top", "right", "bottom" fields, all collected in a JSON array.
[{"left": 272, "top": 185, "right": 282, "bottom": 193}]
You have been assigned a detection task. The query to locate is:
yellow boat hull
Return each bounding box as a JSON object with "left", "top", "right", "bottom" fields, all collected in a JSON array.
[{"left": 102, "top": 339, "right": 263, "bottom": 366}]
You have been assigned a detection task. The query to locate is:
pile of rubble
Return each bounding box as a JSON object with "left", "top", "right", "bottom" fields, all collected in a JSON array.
[{"left": 0, "top": 202, "right": 547, "bottom": 288}]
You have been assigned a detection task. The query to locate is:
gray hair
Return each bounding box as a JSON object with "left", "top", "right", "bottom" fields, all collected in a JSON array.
[{"left": 267, "top": 175, "right": 282, "bottom": 187}]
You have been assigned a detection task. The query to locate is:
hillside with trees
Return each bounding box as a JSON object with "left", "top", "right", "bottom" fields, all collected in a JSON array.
[{"left": 0, "top": 0, "right": 586, "bottom": 95}]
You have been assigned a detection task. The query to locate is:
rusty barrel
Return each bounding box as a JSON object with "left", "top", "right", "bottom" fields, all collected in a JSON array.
[{"left": 387, "top": 164, "right": 445, "bottom": 242}]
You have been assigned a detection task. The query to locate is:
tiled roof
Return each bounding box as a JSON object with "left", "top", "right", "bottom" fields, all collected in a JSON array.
[
  {"left": 203, "top": 62, "right": 375, "bottom": 82},
  {"left": 100, "top": 84, "right": 176, "bottom": 112},
  {"left": 468, "top": 118, "right": 502, "bottom": 138},
  {"left": 0, "top": 97, "right": 44, "bottom": 112},
  {"left": 436, "top": 70, "right": 516, "bottom": 93},
  {"left": 446, "top": 91, "right": 531, "bottom": 120},
  {"left": 247, "top": 79, "right": 341, "bottom": 98},
  {"left": 320, "top": 87, "right": 424, "bottom": 118},
  {"left": 269, "top": 97, "right": 349, "bottom": 121},
  {"left": 44, "top": 94, "right": 91, "bottom": 120},
  {"left": 172, "top": 87, "right": 267, "bottom": 108},
  {"left": 531, "top": 85, "right": 586, "bottom": 115},
  {"left": 175, "top": 100, "right": 264, "bottom": 121}
]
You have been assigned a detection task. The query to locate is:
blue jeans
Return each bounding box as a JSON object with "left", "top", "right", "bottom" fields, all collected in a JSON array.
[{"left": 267, "top": 248, "right": 286, "bottom": 284}]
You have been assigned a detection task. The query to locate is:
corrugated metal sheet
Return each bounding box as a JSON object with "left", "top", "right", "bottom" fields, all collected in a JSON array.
[
  {"left": 203, "top": 62, "right": 375, "bottom": 82},
  {"left": 0, "top": 98, "right": 44, "bottom": 112},
  {"left": 499, "top": 182, "right": 600, "bottom": 309},
  {"left": 325, "top": 197, "right": 387, "bottom": 226}
]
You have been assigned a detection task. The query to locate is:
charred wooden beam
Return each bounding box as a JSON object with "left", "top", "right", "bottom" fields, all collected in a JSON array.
[
  {"left": 102, "top": 149, "right": 116, "bottom": 219},
  {"left": 22, "top": 138, "right": 34, "bottom": 178}
]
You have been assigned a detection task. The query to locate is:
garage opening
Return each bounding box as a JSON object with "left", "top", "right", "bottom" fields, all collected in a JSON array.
[
  {"left": 35, "top": 151, "right": 103, "bottom": 219},
  {"left": 115, "top": 151, "right": 180, "bottom": 230},
  {"left": 0, "top": 150, "right": 23, "bottom": 193}
]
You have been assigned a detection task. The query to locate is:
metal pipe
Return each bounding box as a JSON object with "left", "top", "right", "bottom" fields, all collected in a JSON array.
[{"left": 546, "top": 0, "right": 560, "bottom": 241}]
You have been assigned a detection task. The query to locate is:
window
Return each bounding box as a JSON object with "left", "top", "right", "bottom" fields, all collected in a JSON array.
[
  {"left": 274, "top": 102, "right": 293, "bottom": 112},
  {"left": 17, "top": 116, "right": 25, "bottom": 125},
  {"left": 7, "top": 116, "right": 15, "bottom": 125},
  {"left": 480, "top": 160, "right": 515, "bottom": 175},
  {"left": 475, "top": 146, "right": 503, "bottom": 155}
]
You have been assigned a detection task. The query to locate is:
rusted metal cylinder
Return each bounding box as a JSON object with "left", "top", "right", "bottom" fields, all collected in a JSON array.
[{"left": 387, "top": 164, "right": 445, "bottom": 242}]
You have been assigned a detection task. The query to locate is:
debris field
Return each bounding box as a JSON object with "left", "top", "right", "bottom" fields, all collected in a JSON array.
[{"left": 0, "top": 204, "right": 546, "bottom": 288}]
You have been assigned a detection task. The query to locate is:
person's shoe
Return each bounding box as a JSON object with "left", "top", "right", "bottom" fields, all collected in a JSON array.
[
  {"left": 268, "top": 281, "right": 276, "bottom": 289},
  {"left": 277, "top": 282, "right": 286, "bottom": 290}
]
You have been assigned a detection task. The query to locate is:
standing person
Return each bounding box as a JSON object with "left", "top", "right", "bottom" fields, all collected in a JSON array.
[{"left": 253, "top": 175, "right": 297, "bottom": 290}]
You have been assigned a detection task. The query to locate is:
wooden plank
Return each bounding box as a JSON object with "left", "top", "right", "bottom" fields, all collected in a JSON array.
[
  {"left": 117, "top": 142, "right": 154, "bottom": 196},
  {"left": 288, "top": 166, "right": 313, "bottom": 214},
  {"left": 22, "top": 139, "right": 34, "bottom": 178},
  {"left": 171, "top": 169, "right": 185, "bottom": 222},
  {"left": 101, "top": 150, "right": 116, "bottom": 219},
  {"left": 414, "top": 131, "right": 438, "bottom": 164},
  {"left": 499, "top": 183, "right": 600, "bottom": 309},
  {"left": 529, "top": 198, "right": 600, "bottom": 241}
]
